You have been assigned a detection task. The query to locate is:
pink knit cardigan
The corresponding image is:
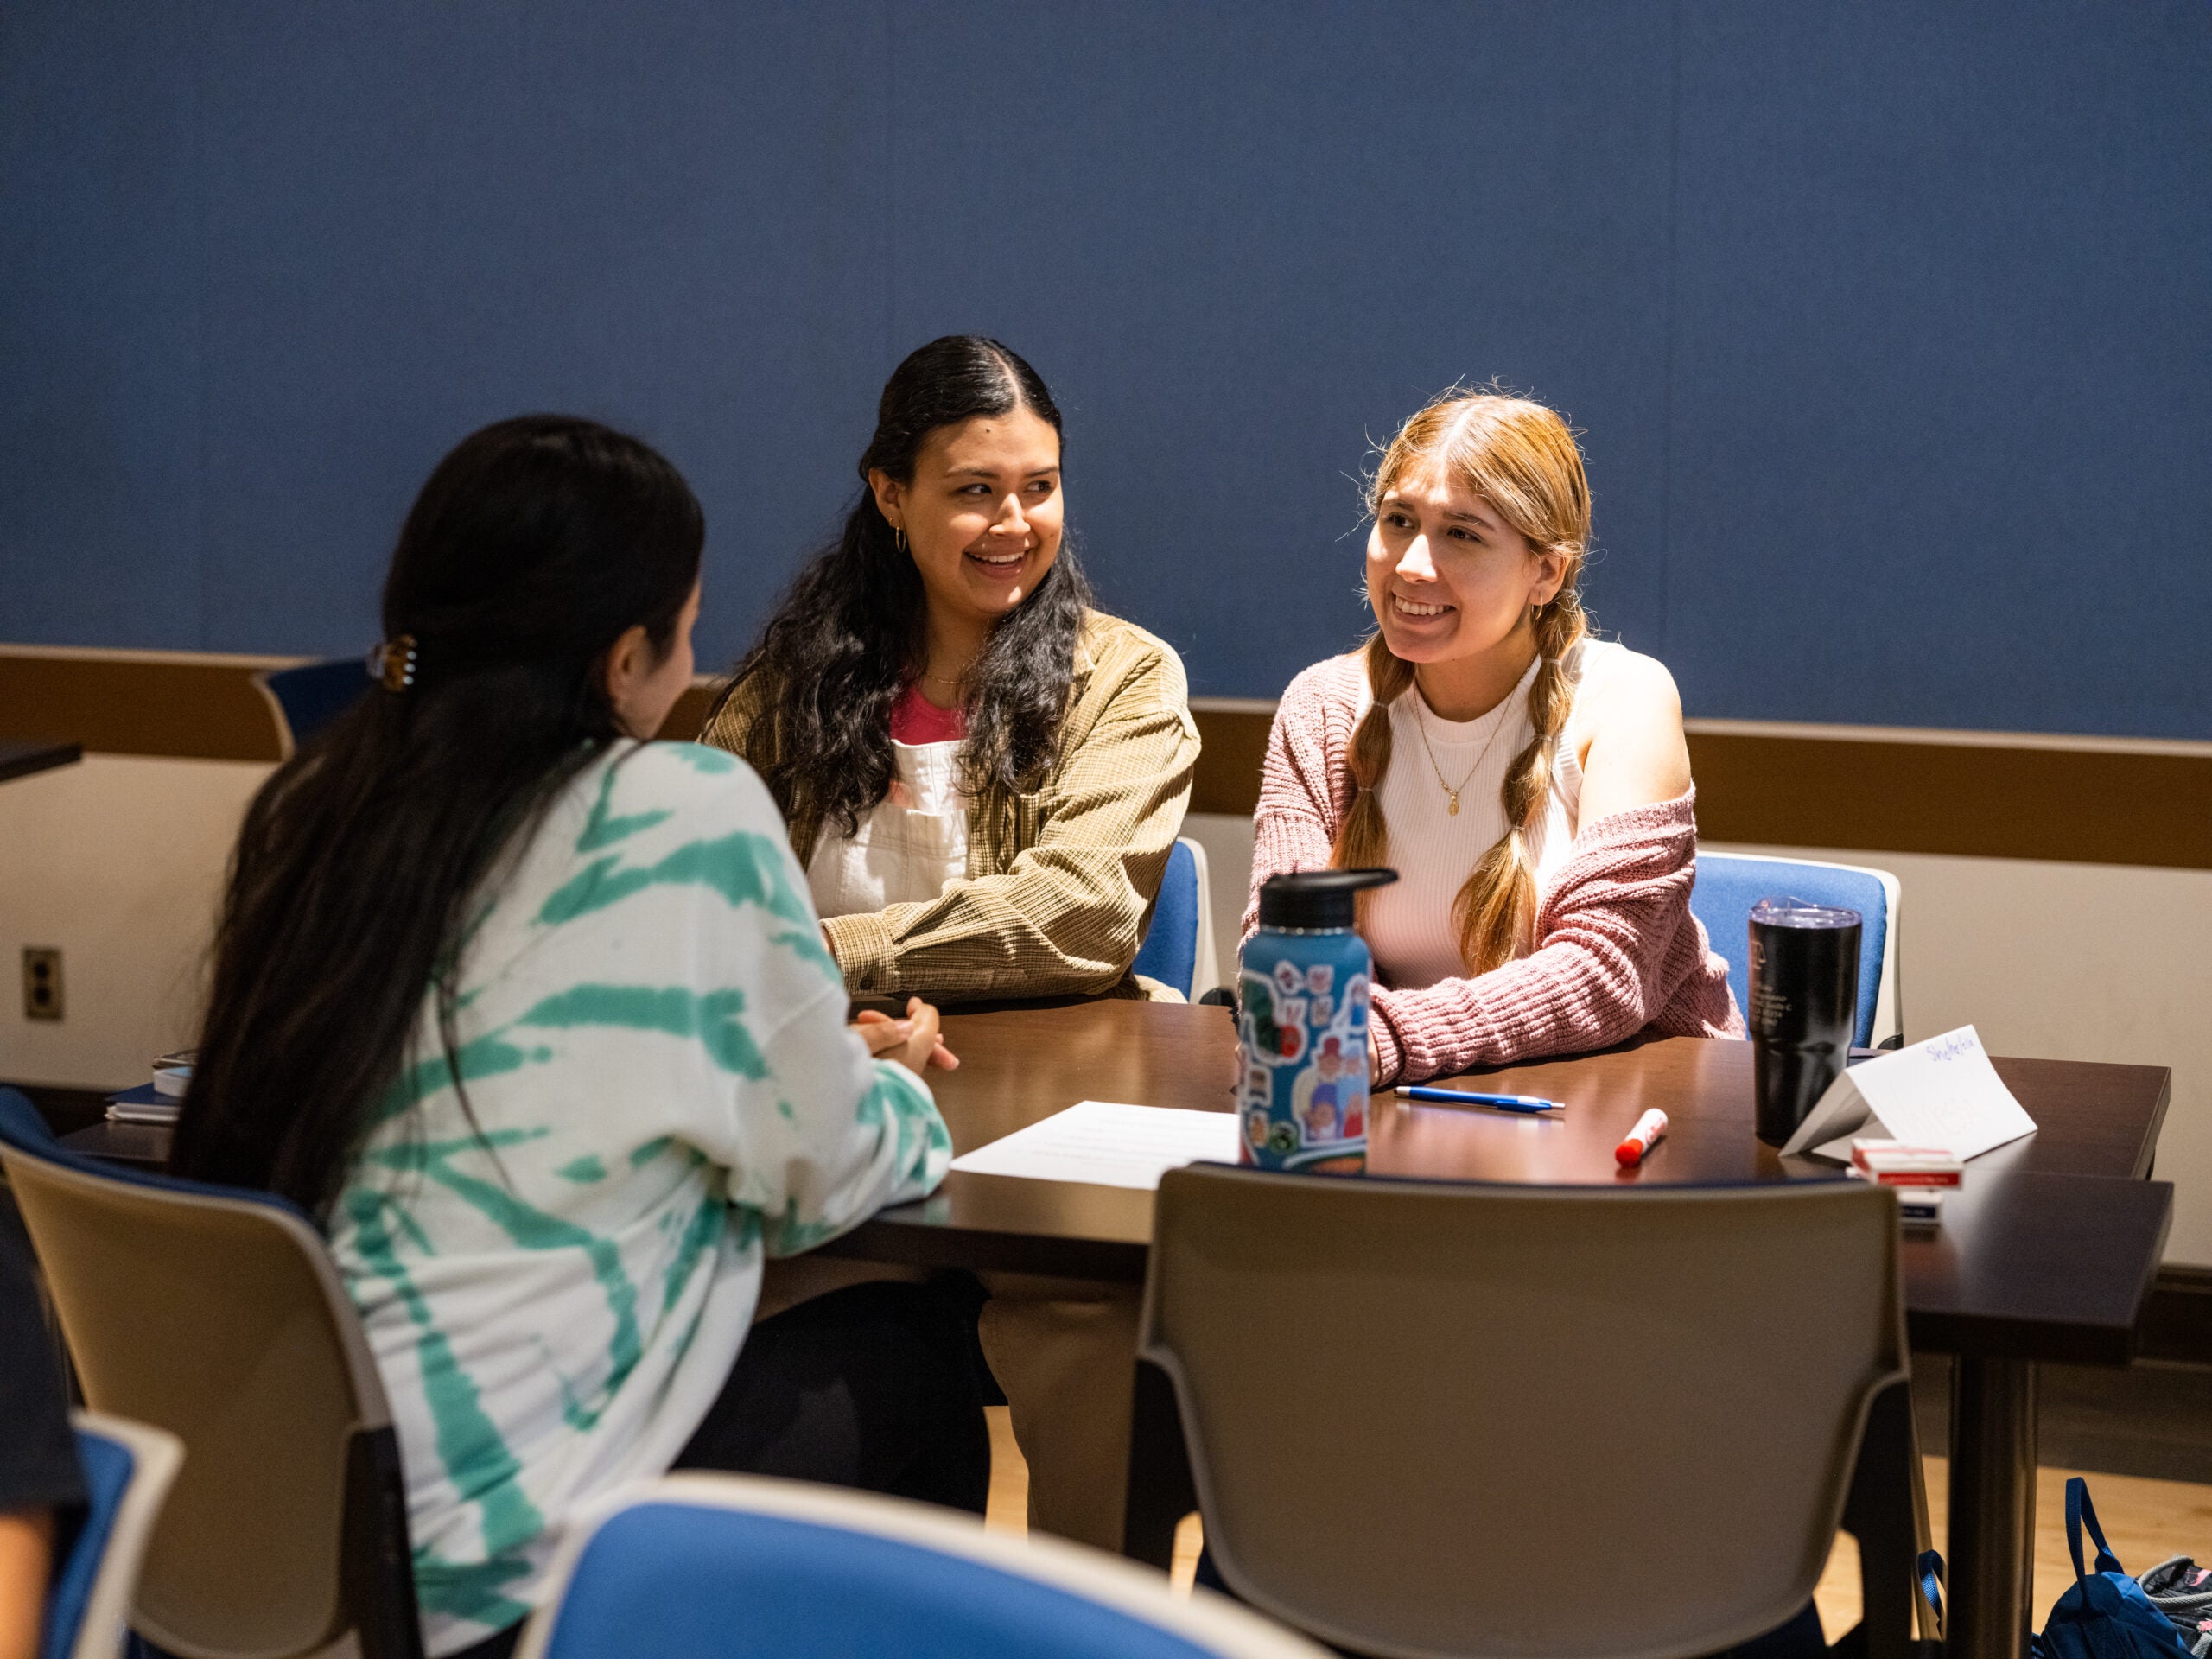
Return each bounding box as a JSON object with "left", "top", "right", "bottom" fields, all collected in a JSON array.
[{"left": 1243, "top": 654, "right": 1745, "bottom": 1087}]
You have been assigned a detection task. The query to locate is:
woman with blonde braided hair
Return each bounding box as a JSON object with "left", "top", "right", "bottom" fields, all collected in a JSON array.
[{"left": 1245, "top": 391, "right": 1741, "bottom": 1086}]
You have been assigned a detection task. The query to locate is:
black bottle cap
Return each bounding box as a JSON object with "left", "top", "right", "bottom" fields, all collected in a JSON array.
[{"left": 1256, "top": 868, "right": 1399, "bottom": 930}]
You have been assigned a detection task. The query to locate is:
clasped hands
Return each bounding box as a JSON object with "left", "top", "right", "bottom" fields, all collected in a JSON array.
[{"left": 852, "top": 995, "right": 960, "bottom": 1076}]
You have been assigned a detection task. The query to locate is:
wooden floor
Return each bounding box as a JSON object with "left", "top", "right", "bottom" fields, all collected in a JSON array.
[
  {"left": 987, "top": 1408, "right": 2212, "bottom": 1630},
  {"left": 1814, "top": 1459, "right": 2212, "bottom": 1642}
]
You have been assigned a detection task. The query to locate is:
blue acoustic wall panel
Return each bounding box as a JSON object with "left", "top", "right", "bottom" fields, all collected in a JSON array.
[
  {"left": 1663, "top": 3, "right": 2212, "bottom": 735},
  {"left": 182, "top": 1, "right": 896, "bottom": 659},
  {"left": 0, "top": 3, "right": 206, "bottom": 645},
  {"left": 4, "top": 1, "right": 897, "bottom": 663},
  {"left": 1, "top": 3, "right": 2206, "bottom": 737},
  {"left": 878, "top": 0, "right": 1677, "bottom": 704}
]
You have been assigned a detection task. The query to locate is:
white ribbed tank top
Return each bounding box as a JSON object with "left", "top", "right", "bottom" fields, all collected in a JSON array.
[{"left": 1361, "top": 638, "right": 1623, "bottom": 989}]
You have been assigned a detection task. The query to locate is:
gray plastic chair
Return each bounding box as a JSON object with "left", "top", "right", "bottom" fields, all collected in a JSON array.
[
  {"left": 0, "top": 1089, "right": 420, "bottom": 1659},
  {"left": 1128, "top": 1165, "right": 1923, "bottom": 1659}
]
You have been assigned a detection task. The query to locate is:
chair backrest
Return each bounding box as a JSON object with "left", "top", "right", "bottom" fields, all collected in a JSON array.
[
  {"left": 1133, "top": 838, "right": 1219, "bottom": 1001},
  {"left": 517, "top": 1472, "right": 1328, "bottom": 1659},
  {"left": 255, "top": 658, "right": 372, "bottom": 758},
  {"left": 0, "top": 1088, "right": 420, "bottom": 1659},
  {"left": 1141, "top": 1164, "right": 1905, "bottom": 1659},
  {"left": 1691, "top": 852, "right": 1903, "bottom": 1046},
  {"left": 46, "top": 1413, "right": 184, "bottom": 1659}
]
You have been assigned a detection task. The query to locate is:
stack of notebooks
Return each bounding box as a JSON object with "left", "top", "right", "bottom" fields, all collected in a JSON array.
[{"left": 105, "top": 1051, "right": 192, "bottom": 1126}]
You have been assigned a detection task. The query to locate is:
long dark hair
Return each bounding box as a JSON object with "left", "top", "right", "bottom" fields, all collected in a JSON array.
[
  {"left": 713, "top": 335, "right": 1094, "bottom": 842},
  {"left": 170, "top": 416, "right": 704, "bottom": 1220}
]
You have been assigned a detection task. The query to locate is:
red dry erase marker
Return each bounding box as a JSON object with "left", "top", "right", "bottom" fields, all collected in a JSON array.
[{"left": 1615, "top": 1108, "right": 1669, "bottom": 1166}]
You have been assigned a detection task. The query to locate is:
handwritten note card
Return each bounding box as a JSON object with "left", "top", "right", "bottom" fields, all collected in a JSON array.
[
  {"left": 949, "top": 1100, "right": 1242, "bottom": 1191},
  {"left": 1782, "top": 1025, "right": 2037, "bottom": 1163}
]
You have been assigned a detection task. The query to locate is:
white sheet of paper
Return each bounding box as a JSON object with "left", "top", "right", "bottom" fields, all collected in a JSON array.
[
  {"left": 948, "top": 1100, "right": 1242, "bottom": 1191},
  {"left": 1783, "top": 1024, "right": 2037, "bottom": 1162}
]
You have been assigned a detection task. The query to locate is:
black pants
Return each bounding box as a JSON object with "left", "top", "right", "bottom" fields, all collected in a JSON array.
[{"left": 452, "top": 1277, "right": 990, "bottom": 1659}]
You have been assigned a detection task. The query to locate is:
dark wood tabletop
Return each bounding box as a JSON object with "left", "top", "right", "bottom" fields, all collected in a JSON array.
[
  {"left": 814, "top": 1000, "right": 2171, "bottom": 1363},
  {"left": 0, "top": 738, "right": 82, "bottom": 784},
  {"left": 57, "top": 998, "right": 2171, "bottom": 1362}
]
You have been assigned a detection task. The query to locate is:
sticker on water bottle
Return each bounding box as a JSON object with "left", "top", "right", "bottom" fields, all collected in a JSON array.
[{"left": 1238, "top": 957, "right": 1370, "bottom": 1173}]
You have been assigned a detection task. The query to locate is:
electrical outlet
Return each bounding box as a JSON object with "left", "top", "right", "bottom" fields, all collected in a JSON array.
[{"left": 22, "top": 947, "right": 63, "bottom": 1021}]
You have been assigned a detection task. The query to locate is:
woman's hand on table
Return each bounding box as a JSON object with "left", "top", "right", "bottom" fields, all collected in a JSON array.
[{"left": 853, "top": 997, "right": 960, "bottom": 1076}]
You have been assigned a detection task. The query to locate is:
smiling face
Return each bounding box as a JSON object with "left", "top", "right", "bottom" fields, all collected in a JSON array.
[
  {"left": 871, "top": 407, "right": 1064, "bottom": 634},
  {"left": 1365, "top": 463, "right": 1566, "bottom": 669}
]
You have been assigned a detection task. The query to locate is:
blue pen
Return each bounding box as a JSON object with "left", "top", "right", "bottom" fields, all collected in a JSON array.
[{"left": 1394, "top": 1085, "right": 1565, "bottom": 1114}]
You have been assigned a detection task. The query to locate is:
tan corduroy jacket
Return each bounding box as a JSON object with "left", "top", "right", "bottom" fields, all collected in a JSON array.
[{"left": 702, "top": 610, "right": 1200, "bottom": 1002}]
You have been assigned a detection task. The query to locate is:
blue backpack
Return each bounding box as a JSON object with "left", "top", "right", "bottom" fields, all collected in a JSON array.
[{"left": 2032, "top": 1478, "right": 2191, "bottom": 1659}]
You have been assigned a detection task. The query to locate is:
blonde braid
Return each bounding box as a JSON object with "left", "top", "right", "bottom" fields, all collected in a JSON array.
[
  {"left": 1330, "top": 634, "right": 1414, "bottom": 924},
  {"left": 1451, "top": 588, "right": 1588, "bottom": 974}
]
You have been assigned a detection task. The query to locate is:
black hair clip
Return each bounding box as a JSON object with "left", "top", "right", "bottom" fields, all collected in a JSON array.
[{"left": 369, "top": 634, "right": 419, "bottom": 692}]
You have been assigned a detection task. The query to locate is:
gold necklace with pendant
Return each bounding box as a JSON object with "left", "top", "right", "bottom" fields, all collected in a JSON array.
[{"left": 1410, "top": 690, "right": 1512, "bottom": 817}]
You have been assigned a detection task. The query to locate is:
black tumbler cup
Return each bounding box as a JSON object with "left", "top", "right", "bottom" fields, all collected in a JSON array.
[{"left": 1748, "top": 898, "right": 1862, "bottom": 1146}]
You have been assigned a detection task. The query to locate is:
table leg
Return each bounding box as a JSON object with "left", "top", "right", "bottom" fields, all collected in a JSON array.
[{"left": 1948, "top": 1356, "right": 2039, "bottom": 1659}]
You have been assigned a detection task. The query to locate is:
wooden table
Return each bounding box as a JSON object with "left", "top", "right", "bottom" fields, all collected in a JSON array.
[
  {"left": 0, "top": 739, "right": 82, "bottom": 784},
  {"left": 63, "top": 999, "right": 2169, "bottom": 1659},
  {"left": 817, "top": 1001, "right": 2171, "bottom": 1659}
]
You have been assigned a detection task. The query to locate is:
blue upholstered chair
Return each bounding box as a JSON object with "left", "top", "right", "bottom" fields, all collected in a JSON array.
[
  {"left": 1689, "top": 853, "right": 1903, "bottom": 1047},
  {"left": 255, "top": 658, "right": 372, "bottom": 756},
  {"left": 1132, "top": 838, "right": 1219, "bottom": 1001},
  {"left": 515, "top": 1473, "right": 1328, "bottom": 1659},
  {"left": 41, "top": 1414, "right": 182, "bottom": 1659},
  {"left": 0, "top": 1089, "right": 422, "bottom": 1659}
]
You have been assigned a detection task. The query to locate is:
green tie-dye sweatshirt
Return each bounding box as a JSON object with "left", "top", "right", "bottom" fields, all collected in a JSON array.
[{"left": 326, "top": 741, "right": 950, "bottom": 1656}]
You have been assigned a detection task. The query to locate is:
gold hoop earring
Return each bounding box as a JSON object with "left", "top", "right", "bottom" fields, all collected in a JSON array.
[{"left": 893, "top": 525, "right": 907, "bottom": 554}]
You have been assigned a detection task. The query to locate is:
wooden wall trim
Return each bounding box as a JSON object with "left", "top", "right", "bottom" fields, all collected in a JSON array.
[
  {"left": 1184, "top": 701, "right": 2212, "bottom": 870},
  {"left": 0, "top": 648, "right": 300, "bottom": 763},
  {"left": 5, "top": 648, "right": 2206, "bottom": 868},
  {"left": 1682, "top": 715, "right": 2212, "bottom": 760},
  {"left": 1683, "top": 730, "right": 2212, "bottom": 868}
]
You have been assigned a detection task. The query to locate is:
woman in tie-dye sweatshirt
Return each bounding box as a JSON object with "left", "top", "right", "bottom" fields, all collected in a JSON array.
[{"left": 172, "top": 417, "right": 987, "bottom": 1659}]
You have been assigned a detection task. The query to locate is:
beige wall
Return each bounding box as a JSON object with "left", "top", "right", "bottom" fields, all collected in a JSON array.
[
  {"left": 0, "top": 754, "right": 271, "bottom": 1088},
  {"left": 1185, "top": 810, "right": 2212, "bottom": 1266}
]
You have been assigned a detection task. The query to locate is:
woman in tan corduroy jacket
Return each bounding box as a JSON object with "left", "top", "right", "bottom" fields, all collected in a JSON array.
[
  {"left": 703, "top": 334, "right": 1198, "bottom": 1006},
  {"left": 702, "top": 335, "right": 1198, "bottom": 1552}
]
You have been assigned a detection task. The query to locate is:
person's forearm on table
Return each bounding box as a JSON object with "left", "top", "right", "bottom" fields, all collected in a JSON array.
[
  {"left": 823, "top": 874, "right": 1144, "bottom": 1000},
  {"left": 1369, "top": 922, "right": 1688, "bottom": 1086}
]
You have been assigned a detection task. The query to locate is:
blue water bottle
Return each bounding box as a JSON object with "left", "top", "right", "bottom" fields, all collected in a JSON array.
[{"left": 1237, "top": 868, "right": 1397, "bottom": 1174}]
